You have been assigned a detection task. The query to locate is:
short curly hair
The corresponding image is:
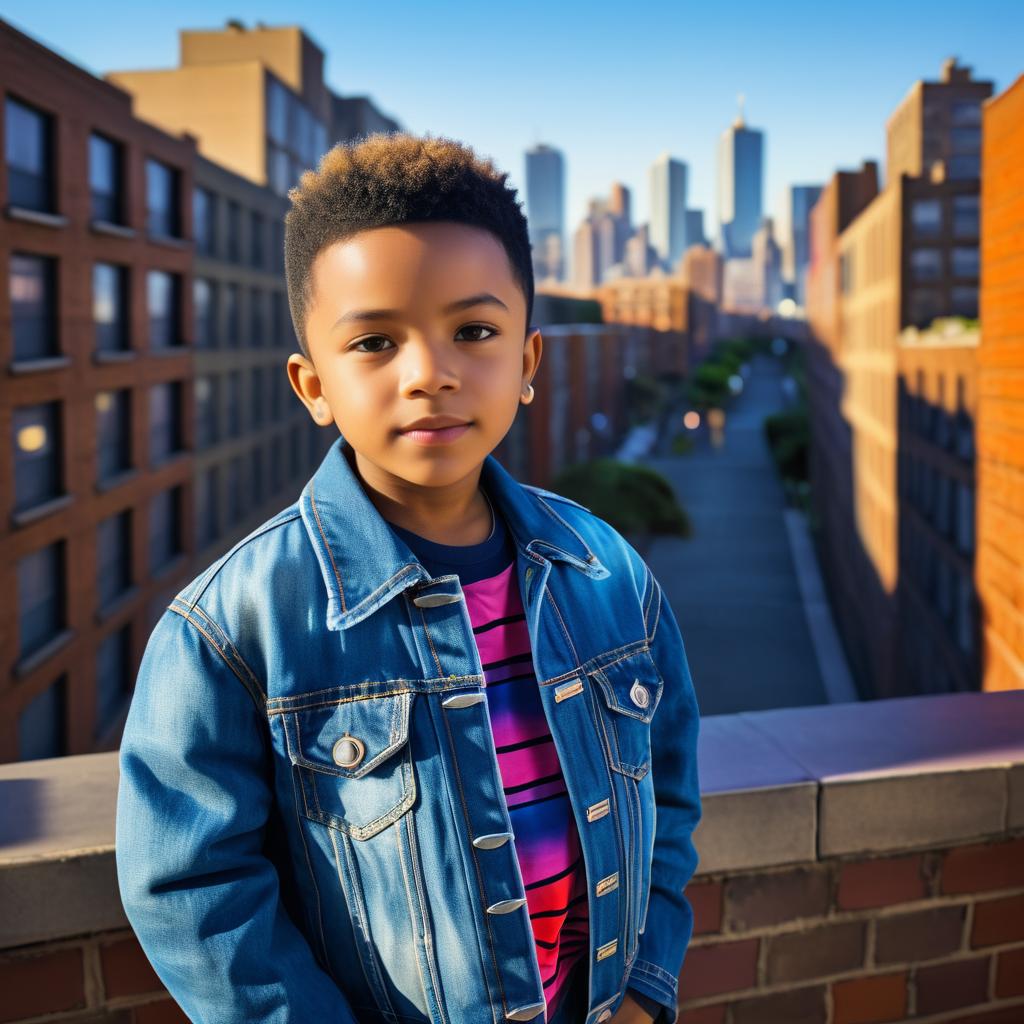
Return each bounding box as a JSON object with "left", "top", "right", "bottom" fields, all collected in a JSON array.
[{"left": 284, "top": 131, "right": 535, "bottom": 359}]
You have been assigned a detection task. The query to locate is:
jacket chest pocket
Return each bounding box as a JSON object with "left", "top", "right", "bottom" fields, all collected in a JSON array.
[
  {"left": 283, "top": 691, "right": 416, "bottom": 840},
  {"left": 589, "top": 650, "right": 664, "bottom": 780}
]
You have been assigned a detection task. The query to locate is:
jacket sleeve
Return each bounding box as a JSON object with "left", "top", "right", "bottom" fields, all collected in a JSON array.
[
  {"left": 623, "top": 569, "right": 703, "bottom": 1024},
  {"left": 115, "top": 601, "right": 359, "bottom": 1023}
]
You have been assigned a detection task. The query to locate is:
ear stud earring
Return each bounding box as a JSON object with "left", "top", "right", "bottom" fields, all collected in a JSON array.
[{"left": 522, "top": 383, "right": 535, "bottom": 403}]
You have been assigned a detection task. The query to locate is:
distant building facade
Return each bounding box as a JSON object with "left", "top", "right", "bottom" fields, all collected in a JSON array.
[
  {"left": 717, "top": 98, "right": 764, "bottom": 258},
  {"left": 525, "top": 143, "right": 566, "bottom": 283}
]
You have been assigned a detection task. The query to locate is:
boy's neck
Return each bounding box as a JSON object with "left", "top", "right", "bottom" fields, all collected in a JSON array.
[{"left": 346, "top": 443, "right": 494, "bottom": 546}]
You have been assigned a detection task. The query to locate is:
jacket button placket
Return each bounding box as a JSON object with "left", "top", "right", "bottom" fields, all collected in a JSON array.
[{"left": 430, "top": 589, "right": 547, "bottom": 1023}]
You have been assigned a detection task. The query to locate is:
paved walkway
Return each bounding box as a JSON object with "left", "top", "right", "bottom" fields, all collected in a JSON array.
[{"left": 638, "top": 352, "right": 835, "bottom": 717}]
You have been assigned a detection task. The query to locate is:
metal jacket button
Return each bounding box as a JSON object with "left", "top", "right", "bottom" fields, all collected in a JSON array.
[
  {"left": 332, "top": 734, "right": 366, "bottom": 768},
  {"left": 412, "top": 592, "right": 463, "bottom": 607},
  {"left": 629, "top": 679, "right": 650, "bottom": 709}
]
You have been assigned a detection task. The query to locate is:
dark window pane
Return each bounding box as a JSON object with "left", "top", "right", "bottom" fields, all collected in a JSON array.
[
  {"left": 251, "top": 445, "right": 264, "bottom": 504},
  {"left": 96, "top": 626, "right": 132, "bottom": 736},
  {"left": 227, "top": 201, "right": 241, "bottom": 262},
  {"left": 147, "top": 270, "right": 182, "bottom": 348},
  {"left": 93, "top": 263, "right": 129, "bottom": 352},
  {"left": 251, "top": 289, "right": 264, "bottom": 347},
  {"left": 947, "top": 154, "right": 980, "bottom": 180},
  {"left": 227, "top": 371, "right": 242, "bottom": 438},
  {"left": 17, "top": 541, "right": 65, "bottom": 661},
  {"left": 251, "top": 211, "right": 264, "bottom": 268},
  {"left": 911, "top": 199, "right": 942, "bottom": 239},
  {"left": 148, "top": 485, "right": 182, "bottom": 572},
  {"left": 193, "top": 187, "right": 216, "bottom": 256},
  {"left": 951, "top": 285, "right": 978, "bottom": 318},
  {"left": 196, "top": 464, "right": 220, "bottom": 548},
  {"left": 226, "top": 283, "right": 240, "bottom": 346},
  {"left": 950, "top": 100, "right": 981, "bottom": 127},
  {"left": 146, "top": 158, "right": 181, "bottom": 237},
  {"left": 96, "top": 389, "right": 132, "bottom": 480},
  {"left": 97, "top": 509, "right": 132, "bottom": 608},
  {"left": 227, "top": 455, "right": 244, "bottom": 522},
  {"left": 251, "top": 366, "right": 264, "bottom": 429},
  {"left": 951, "top": 247, "right": 979, "bottom": 278},
  {"left": 89, "top": 133, "right": 123, "bottom": 223},
  {"left": 13, "top": 401, "right": 62, "bottom": 511},
  {"left": 194, "top": 375, "right": 220, "bottom": 449},
  {"left": 271, "top": 434, "right": 283, "bottom": 491},
  {"left": 19, "top": 674, "right": 67, "bottom": 760},
  {"left": 148, "top": 380, "right": 184, "bottom": 464},
  {"left": 10, "top": 253, "right": 58, "bottom": 360},
  {"left": 952, "top": 195, "right": 979, "bottom": 239},
  {"left": 910, "top": 248, "right": 942, "bottom": 282},
  {"left": 5, "top": 96, "right": 54, "bottom": 212}
]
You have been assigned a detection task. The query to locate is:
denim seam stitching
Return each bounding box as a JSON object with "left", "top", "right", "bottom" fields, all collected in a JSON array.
[
  {"left": 166, "top": 604, "right": 264, "bottom": 710},
  {"left": 534, "top": 494, "right": 599, "bottom": 564},
  {"left": 401, "top": 806, "right": 450, "bottom": 1024},
  {"left": 417, "top": 603, "right": 445, "bottom": 677},
  {"left": 392, "top": 816, "right": 433, "bottom": 1023},
  {"left": 309, "top": 477, "right": 347, "bottom": 612},
  {"left": 181, "top": 602, "right": 265, "bottom": 698}
]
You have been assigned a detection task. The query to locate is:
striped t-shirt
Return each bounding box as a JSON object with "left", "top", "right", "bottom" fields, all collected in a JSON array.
[{"left": 387, "top": 497, "right": 589, "bottom": 1019}]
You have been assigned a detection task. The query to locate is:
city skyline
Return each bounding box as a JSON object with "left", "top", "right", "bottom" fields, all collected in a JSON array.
[{"left": 1, "top": 1, "right": 1021, "bottom": 249}]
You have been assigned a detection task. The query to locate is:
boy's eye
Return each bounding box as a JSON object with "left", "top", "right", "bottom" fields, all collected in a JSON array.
[{"left": 350, "top": 324, "right": 498, "bottom": 353}]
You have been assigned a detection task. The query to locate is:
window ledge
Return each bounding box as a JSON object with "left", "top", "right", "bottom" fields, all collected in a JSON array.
[
  {"left": 89, "top": 219, "right": 135, "bottom": 239},
  {"left": 94, "top": 468, "right": 139, "bottom": 494},
  {"left": 8, "top": 355, "right": 71, "bottom": 375},
  {"left": 92, "top": 349, "right": 136, "bottom": 364},
  {"left": 11, "top": 627, "right": 76, "bottom": 680},
  {"left": 147, "top": 232, "right": 191, "bottom": 250},
  {"left": 149, "top": 344, "right": 190, "bottom": 357},
  {"left": 9, "top": 493, "right": 74, "bottom": 529},
  {"left": 4, "top": 205, "right": 69, "bottom": 229},
  {"left": 94, "top": 584, "right": 141, "bottom": 626}
]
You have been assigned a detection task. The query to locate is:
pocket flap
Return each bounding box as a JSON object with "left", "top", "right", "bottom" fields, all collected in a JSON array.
[
  {"left": 286, "top": 691, "right": 413, "bottom": 780},
  {"left": 591, "top": 650, "right": 664, "bottom": 724}
]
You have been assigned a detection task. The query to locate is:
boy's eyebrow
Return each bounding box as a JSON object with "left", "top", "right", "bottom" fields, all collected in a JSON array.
[{"left": 332, "top": 292, "right": 509, "bottom": 328}]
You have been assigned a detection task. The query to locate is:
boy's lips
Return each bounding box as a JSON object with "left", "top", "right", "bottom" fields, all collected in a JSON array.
[{"left": 398, "top": 422, "right": 473, "bottom": 445}]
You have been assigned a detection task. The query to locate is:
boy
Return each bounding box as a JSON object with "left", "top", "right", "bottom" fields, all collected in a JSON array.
[{"left": 116, "top": 131, "right": 702, "bottom": 1024}]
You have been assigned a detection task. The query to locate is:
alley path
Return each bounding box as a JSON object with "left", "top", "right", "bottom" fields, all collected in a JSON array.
[{"left": 639, "top": 352, "right": 830, "bottom": 716}]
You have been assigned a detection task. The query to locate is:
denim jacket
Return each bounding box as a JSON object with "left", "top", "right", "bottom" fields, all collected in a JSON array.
[{"left": 115, "top": 434, "right": 702, "bottom": 1024}]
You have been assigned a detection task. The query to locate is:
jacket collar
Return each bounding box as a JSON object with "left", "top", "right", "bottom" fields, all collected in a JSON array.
[{"left": 300, "top": 435, "right": 610, "bottom": 630}]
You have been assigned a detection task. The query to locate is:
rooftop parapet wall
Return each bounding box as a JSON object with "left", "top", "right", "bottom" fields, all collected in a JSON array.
[{"left": 0, "top": 691, "right": 1022, "bottom": 1022}]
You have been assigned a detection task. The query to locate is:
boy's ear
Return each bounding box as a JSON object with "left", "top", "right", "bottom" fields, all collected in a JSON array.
[
  {"left": 523, "top": 325, "right": 542, "bottom": 382},
  {"left": 286, "top": 353, "right": 324, "bottom": 421}
]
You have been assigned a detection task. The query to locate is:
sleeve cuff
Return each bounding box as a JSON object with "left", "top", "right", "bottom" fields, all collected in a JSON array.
[{"left": 624, "top": 960, "right": 678, "bottom": 1023}]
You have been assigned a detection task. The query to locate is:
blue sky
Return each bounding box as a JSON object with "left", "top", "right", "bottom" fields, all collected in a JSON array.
[{"left": 4, "top": 1, "right": 1022, "bottom": 242}]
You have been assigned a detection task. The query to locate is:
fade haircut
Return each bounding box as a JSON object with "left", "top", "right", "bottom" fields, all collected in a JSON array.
[{"left": 284, "top": 131, "right": 535, "bottom": 359}]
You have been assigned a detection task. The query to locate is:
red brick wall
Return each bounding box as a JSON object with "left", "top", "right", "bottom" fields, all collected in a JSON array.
[{"left": 678, "top": 833, "right": 1024, "bottom": 1023}]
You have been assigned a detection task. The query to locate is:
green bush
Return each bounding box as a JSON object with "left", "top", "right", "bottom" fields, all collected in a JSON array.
[
  {"left": 763, "top": 409, "right": 809, "bottom": 485},
  {"left": 550, "top": 459, "right": 691, "bottom": 537}
]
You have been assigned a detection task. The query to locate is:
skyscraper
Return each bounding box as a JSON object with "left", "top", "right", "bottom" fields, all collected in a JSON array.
[
  {"left": 777, "top": 185, "right": 823, "bottom": 304},
  {"left": 525, "top": 143, "right": 566, "bottom": 282},
  {"left": 649, "top": 153, "right": 688, "bottom": 267},
  {"left": 717, "top": 95, "right": 764, "bottom": 258}
]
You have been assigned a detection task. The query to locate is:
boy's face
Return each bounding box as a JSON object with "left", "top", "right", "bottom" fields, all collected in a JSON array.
[{"left": 287, "top": 221, "right": 541, "bottom": 496}]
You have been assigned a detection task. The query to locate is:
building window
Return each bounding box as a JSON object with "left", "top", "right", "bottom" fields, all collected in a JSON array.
[
  {"left": 251, "top": 211, "right": 265, "bottom": 268},
  {"left": 96, "top": 389, "right": 132, "bottom": 482},
  {"left": 910, "top": 198, "right": 942, "bottom": 239},
  {"left": 17, "top": 540, "right": 65, "bottom": 663},
  {"left": 5, "top": 96, "right": 54, "bottom": 212},
  {"left": 147, "top": 270, "right": 182, "bottom": 348},
  {"left": 227, "top": 370, "right": 243, "bottom": 438},
  {"left": 89, "top": 133, "right": 124, "bottom": 224},
  {"left": 196, "top": 464, "right": 221, "bottom": 549},
  {"left": 956, "top": 481, "right": 974, "bottom": 555},
  {"left": 225, "top": 283, "right": 240, "bottom": 346},
  {"left": 10, "top": 252, "right": 58, "bottom": 361},
  {"left": 97, "top": 509, "right": 133, "bottom": 610},
  {"left": 13, "top": 401, "right": 62, "bottom": 513},
  {"left": 910, "top": 248, "right": 942, "bottom": 282},
  {"left": 227, "top": 455, "right": 244, "bottom": 523},
  {"left": 227, "top": 200, "right": 241, "bottom": 262},
  {"left": 193, "top": 186, "right": 217, "bottom": 256},
  {"left": 290, "top": 422, "right": 302, "bottom": 478},
  {"left": 195, "top": 376, "right": 220, "bottom": 449},
  {"left": 955, "top": 575, "right": 974, "bottom": 657},
  {"left": 951, "top": 286, "right": 978, "bottom": 319},
  {"left": 950, "top": 127, "right": 981, "bottom": 153},
  {"left": 148, "top": 380, "right": 184, "bottom": 465},
  {"left": 251, "top": 288, "right": 265, "bottom": 347},
  {"left": 267, "top": 78, "right": 288, "bottom": 146},
  {"left": 270, "top": 364, "right": 283, "bottom": 421},
  {"left": 146, "top": 158, "right": 181, "bottom": 237},
  {"left": 193, "top": 277, "right": 217, "bottom": 347},
  {"left": 96, "top": 625, "right": 132, "bottom": 738},
  {"left": 271, "top": 434, "right": 284, "bottom": 492},
  {"left": 251, "top": 446, "right": 264, "bottom": 504},
  {"left": 251, "top": 366, "right": 264, "bottom": 430},
  {"left": 951, "top": 195, "right": 979, "bottom": 240},
  {"left": 93, "top": 263, "right": 129, "bottom": 352},
  {"left": 19, "top": 675, "right": 67, "bottom": 761},
  {"left": 271, "top": 220, "right": 285, "bottom": 274},
  {"left": 951, "top": 247, "right": 979, "bottom": 278},
  {"left": 947, "top": 154, "right": 980, "bottom": 181},
  {"left": 909, "top": 289, "right": 942, "bottom": 329},
  {"left": 148, "top": 485, "right": 183, "bottom": 573},
  {"left": 950, "top": 100, "right": 982, "bottom": 127}
]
